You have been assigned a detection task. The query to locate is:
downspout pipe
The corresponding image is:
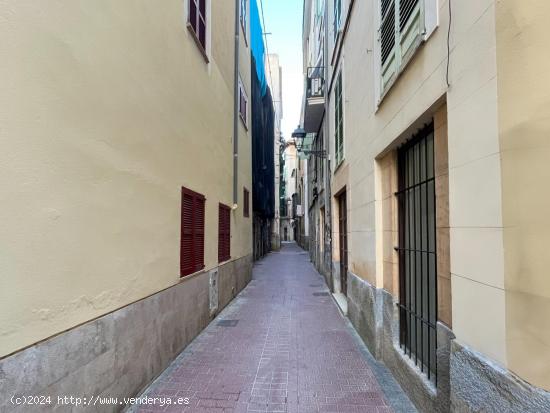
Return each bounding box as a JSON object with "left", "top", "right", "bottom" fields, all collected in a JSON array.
[{"left": 233, "top": 0, "right": 240, "bottom": 207}]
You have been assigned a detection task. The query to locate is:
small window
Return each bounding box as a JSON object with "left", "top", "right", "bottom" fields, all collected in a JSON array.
[
  {"left": 334, "top": 71, "right": 344, "bottom": 166},
  {"left": 239, "top": 78, "right": 248, "bottom": 127},
  {"left": 188, "top": 0, "right": 207, "bottom": 55},
  {"left": 218, "top": 204, "right": 231, "bottom": 263},
  {"left": 240, "top": 0, "right": 247, "bottom": 41},
  {"left": 181, "top": 186, "right": 205, "bottom": 277},
  {"left": 243, "top": 188, "right": 250, "bottom": 218}
]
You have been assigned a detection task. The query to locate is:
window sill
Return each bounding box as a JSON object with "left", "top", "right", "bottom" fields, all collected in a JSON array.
[
  {"left": 218, "top": 257, "right": 231, "bottom": 264},
  {"left": 186, "top": 23, "right": 209, "bottom": 64},
  {"left": 180, "top": 265, "right": 206, "bottom": 280}
]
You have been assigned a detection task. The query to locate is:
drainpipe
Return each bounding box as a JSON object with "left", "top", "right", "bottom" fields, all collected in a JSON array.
[{"left": 232, "top": 0, "right": 240, "bottom": 208}]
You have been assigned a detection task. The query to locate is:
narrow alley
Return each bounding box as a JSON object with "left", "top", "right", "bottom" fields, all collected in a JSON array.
[
  {"left": 132, "top": 243, "right": 415, "bottom": 413},
  {"left": 3, "top": 1, "right": 550, "bottom": 412}
]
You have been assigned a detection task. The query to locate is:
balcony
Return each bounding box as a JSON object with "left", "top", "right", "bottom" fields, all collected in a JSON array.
[{"left": 304, "top": 66, "right": 325, "bottom": 133}]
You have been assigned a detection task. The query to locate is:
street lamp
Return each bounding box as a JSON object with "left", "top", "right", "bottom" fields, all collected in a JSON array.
[{"left": 291, "top": 126, "right": 326, "bottom": 158}]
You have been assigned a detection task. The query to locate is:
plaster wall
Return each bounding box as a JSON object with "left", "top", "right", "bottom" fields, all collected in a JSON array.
[
  {"left": 0, "top": 0, "right": 252, "bottom": 357},
  {"left": 495, "top": 0, "right": 550, "bottom": 391},
  {"left": 330, "top": 0, "right": 505, "bottom": 365}
]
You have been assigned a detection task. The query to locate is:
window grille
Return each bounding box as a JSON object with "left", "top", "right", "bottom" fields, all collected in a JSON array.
[{"left": 395, "top": 123, "right": 437, "bottom": 384}]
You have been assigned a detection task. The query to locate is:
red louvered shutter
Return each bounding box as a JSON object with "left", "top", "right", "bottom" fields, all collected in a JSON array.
[
  {"left": 181, "top": 190, "right": 194, "bottom": 277},
  {"left": 194, "top": 197, "right": 205, "bottom": 272},
  {"left": 181, "top": 186, "right": 205, "bottom": 277},
  {"left": 218, "top": 204, "right": 231, "bottom": 262}
]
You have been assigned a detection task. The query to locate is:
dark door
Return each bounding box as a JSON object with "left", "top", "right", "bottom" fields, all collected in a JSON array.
[
  {"left": 396, "top": 123, "right": 438, "bottom": 384},
  {"left": 338, "top": 192, "right": 348, "bottom": 295}
]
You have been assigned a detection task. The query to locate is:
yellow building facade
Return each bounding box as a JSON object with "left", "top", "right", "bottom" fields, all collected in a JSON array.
[{"left": 0, "top": 0, "right": 253, "bottom": 406}]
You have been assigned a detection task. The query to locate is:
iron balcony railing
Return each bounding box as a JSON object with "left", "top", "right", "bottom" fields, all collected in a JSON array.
[{"left": 307, "top": 66, "right": 325, "bottom": 99}]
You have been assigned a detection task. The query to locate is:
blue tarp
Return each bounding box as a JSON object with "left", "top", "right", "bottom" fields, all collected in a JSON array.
[{"left": 250, "top": 0, "right": 267, "bottom": 96}]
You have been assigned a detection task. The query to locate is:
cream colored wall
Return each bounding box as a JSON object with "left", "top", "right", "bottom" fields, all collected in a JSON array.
[
  {"left": 334, "top": 0, "right": 507, "bottom": 365},
  {"left": 0, "top": 0, "right": 252, "bottom": 357},
  {"left": 284, "top": 144, "right": 298, "bottom": 201},
  {"left": 495, "top": 0, "right": 550, "bottom": 391}
]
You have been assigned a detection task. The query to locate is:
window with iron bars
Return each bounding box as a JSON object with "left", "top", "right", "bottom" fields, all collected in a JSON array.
[{"left": 395, "top": 122, "right": 438, "bottom": 384}]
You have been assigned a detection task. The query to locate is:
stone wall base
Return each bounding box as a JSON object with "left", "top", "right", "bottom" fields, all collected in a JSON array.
[
  {"left": 347, "top": 272, "right": 453, "bottom": 413},
  {"left": 346, "top": 272, "right": 550, "bottom": 413},
  {"left": 450, "top": 341, "right": 550, "bottom": 413},
  {"left": 0, "top": 255, "right": 253, "bottom": 413}
]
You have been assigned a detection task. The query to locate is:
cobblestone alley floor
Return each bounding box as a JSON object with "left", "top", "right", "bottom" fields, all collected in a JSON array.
[{"left": 131, "top": 242, "right": 416, "bottom": 413}]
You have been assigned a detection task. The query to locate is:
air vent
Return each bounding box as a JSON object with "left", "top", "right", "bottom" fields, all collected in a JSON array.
[{"left": 217, "top": 320, "right": 239, "bottom": 327}]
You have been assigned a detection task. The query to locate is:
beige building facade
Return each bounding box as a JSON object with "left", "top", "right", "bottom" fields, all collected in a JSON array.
[
  {"left": 280, "top": 141, "right": 298, "bottom": 242},
  {"left": 267, "top": 54, "right": 283, "bottom": 250},
  {"left": 0, "top": 0, "right": 253, "bottom": 407},
  {"left": 301, "top": 0, "right": 550, "bottom": 411}
]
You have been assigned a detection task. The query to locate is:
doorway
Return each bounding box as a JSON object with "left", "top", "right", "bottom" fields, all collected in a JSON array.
[{"left": 337, "top": 192, "right": 348, "bottom": 296}]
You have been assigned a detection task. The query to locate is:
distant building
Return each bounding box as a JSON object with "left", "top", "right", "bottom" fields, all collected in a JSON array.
[
  {"left": 280, "top": 141, "right": 298, "bottom": 242},
  {"left": 267, "top": 54, "right": 283, "bottom": 250}
]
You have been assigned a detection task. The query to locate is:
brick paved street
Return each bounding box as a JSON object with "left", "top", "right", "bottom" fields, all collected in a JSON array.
[{"left": 131, "top": 243, "right": 415, "bottom": 413}]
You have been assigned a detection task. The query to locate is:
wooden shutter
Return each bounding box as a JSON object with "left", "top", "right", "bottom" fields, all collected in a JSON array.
[
  {"left": 334, "top": 72, "right": 344, "bottom": 165},
  {"left": 334, "top": 0, "right": 342, "bottom": 39},
  {"left": 380, "top": 0, "right": 397, "bottom": 91},
  {"left": 380, "top": 0, "right": 423, "bottom": 93},
  {"left": 399, "top": 0, "right": 423, "bottom": 64},
  {"left": 218, "top": 204, "right": 231, "bottom": 262},
  {"left": 181, "top": 190, "right": 194, "bottom": 276},
  {"left": 194, "top": 197, "right": 205, "bottom": 271},
  {"left": 181, "top": 187, "right": 205, "bottom": 277}
]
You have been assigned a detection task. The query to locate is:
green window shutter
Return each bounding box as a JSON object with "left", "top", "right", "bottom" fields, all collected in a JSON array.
[
  {"left": 398, "top": 0, "right": 423, "bottom": 65},
  {"left": 379, "top": 0, "right": 425, "bottom": 95},
  {"left": 380, "top": 0, "right": 398, "bottom": 91},
  {"left": 334, "top": 72, "right": 344, "bottom": 165},
  {"left": 334, "top": 0, "right": 342, "bottom": 39}
]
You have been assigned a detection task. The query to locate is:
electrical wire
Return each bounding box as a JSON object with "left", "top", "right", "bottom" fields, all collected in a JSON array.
[{"left": 446, "top": 0, "right": 452, "bottom": 87}]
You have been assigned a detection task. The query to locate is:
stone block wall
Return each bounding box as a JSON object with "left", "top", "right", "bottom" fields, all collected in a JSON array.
[{"left": 0, "top": 255, "right": 252, "bottom": 412}]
